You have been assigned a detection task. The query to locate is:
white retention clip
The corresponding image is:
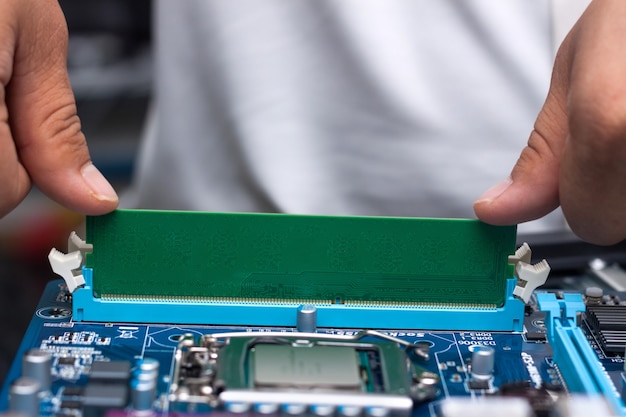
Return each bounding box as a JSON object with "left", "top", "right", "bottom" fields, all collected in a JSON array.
[
  {"left": 508, "top": 242, "right": 532, "bottom": 265},
  {"left": 509, "top": 243, "right": 551, "bottom": 304},
  {"left": 68, "top": 231, "right": 93, "bottom": 256},
  {"left": 48, "top": 232, "right": 92, "bottom": 293}
]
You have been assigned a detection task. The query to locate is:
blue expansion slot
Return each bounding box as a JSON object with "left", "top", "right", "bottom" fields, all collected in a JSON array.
[{"left": 538, "top": 293, "right": 626, "bottom": 416}]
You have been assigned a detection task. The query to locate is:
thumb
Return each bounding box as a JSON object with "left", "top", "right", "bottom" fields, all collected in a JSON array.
[
  {"left": 7, "top": 0, "right": 118, "bottom": 215},
  {"left": 473, "top": 37, "right": 572, "bottom": 226}
]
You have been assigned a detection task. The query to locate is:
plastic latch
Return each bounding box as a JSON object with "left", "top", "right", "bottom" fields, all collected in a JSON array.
[
  {"left": 48, "top": 232, "right": 92, "bottom": 293},
  {"left": 509, "top": 243, "right": 551, "bottom": 303}
]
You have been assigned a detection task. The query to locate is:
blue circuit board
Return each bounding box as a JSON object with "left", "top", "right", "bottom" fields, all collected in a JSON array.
[
  {"left": 0, "top": 282, "right": 571, "bottom": 416},
  {"left": 2, "top": 281, "right": 626, "bottom": 417}
]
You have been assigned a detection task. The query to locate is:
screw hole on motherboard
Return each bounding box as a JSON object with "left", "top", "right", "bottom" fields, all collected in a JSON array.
[{"left": 36, "top": 307, "right": 72, "bottom": 319}]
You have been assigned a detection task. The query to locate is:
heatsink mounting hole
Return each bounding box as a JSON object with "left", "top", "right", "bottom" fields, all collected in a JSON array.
[{"left": 36, "top": 307, "right": 72, "bottom": 319}]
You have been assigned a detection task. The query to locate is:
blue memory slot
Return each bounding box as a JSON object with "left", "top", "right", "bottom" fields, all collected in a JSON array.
[{"left": 72, "top": 268, "right": 525, "bottom": 331}]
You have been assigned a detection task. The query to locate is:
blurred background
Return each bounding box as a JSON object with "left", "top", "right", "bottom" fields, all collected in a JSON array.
[{"left": 0, "top": 0, "right": 152, "bottom": 381}]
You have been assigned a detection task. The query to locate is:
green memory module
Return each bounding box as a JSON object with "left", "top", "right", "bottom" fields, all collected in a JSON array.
[{"left": 85, "top": 209, "right": 516, "bottom": 307}]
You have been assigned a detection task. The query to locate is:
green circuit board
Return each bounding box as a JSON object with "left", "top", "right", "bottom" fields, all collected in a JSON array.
[{"left": 85, "top": 210, "right": 516, "bottom": 306}]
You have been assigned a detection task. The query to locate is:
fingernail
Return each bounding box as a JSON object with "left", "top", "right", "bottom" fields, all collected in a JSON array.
[
  {"left": 81, "top": 163, "right": 118, "bottom": 202},
  {"left": 475, "top": 177, "right": 513, "bottom": 203}
]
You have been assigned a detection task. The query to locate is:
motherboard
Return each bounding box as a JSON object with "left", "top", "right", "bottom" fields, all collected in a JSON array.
[{"left": 1, "top": 210, "right": 625, "bottom": 417}]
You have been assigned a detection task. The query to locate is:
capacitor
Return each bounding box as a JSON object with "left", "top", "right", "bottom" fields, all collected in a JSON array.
[
  {"left": 131, "top": 379, "right": 156, "bottom": 412},
  {"left": 136, "top": 357, "right": 160, "bottom": 382},
  {"left": 338, "top": 405, "right": 362, "bottom": 417},
  {"left": 254, "top": 403, "right": 280, "bottom": 415},
  {"left": 138, "top": 357, "right": 160, "bottom": 374},
  {"left": 225, "top": 402, "right": 251, "bottom": 414},
  {"left": 131, "top": 357, "right": 160, "bottom": 412},
  {"left": 283, "top": 403, "right": 308, "bottom": 416},
  {"left": 470, "top": 346, "right": 495, "bottom": 380},
  {"left": 296, "top": 304, "right": 317, "bottom": 333},
  {"left": 366, "top": 407, "right": 390, "bottom": 417},
  {"left": 22, "top": 349, "right": 51, "bottom": 392},
  {"left": 585, "top": 287, "right": 603, "bottom": 305},
  {"left": 9, "top": 377, "right": 40, "bottom": 417},
  {"left": 311, "top": 404, "right": 335, "bottom": 417}
]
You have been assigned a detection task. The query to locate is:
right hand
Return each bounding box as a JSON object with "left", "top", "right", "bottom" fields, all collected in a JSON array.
[{"left": 475, "top": 0, "right": 626, "bottom": 245}]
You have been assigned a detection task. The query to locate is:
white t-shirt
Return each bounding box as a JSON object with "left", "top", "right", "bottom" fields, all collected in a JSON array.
[{"left": 126, "top": 0, "right": 587, "bottom": 234}]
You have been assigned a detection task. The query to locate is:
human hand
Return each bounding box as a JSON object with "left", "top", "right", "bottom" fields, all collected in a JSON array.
[
  {"left": 474, "top": 0, "right": 626, "bottom": 245},
  {"left": 0, "top": 0, "right": 118, "bottom": 218}
]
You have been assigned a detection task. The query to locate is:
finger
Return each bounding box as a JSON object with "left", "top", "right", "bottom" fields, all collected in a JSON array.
[
  {"left": 7, "top": 0, "right": 118, "bottom": 215},
  {"left": 558, "top": 0, "right": 626, "bottom": 245},
  {"left": 0, "top": 85, "right": 31, "bottom": 217},
  {"left": 0, "top": 3, "right": 33, "bottom": 217},
  {"left": 473, "top": 40, "right": 571, "bottom": 226}
]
